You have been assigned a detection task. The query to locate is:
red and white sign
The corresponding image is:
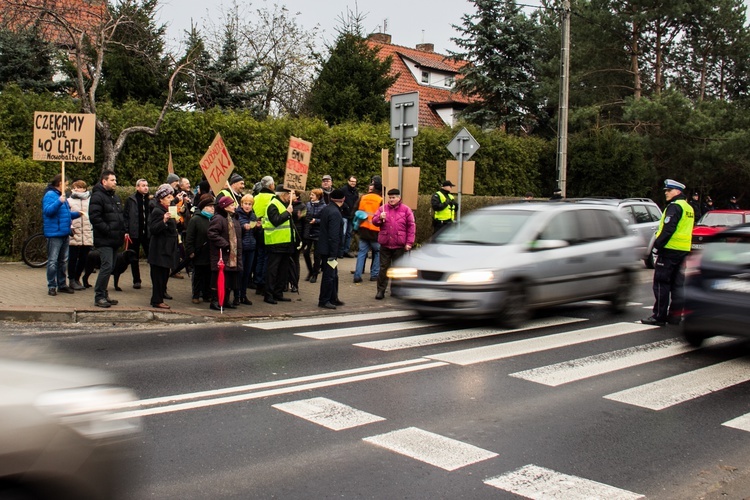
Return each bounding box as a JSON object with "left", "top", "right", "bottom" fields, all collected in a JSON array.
[
  {"left": 283, "top": 136, "right": 312, "bottom": 191},
  {"left": 199, "top": 133, "right": 235, "bottom": 195}
]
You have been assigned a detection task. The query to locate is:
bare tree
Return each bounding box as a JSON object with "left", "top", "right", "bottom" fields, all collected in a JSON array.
[{"left": 4, "top": 0, "right": 193, "bottom": 171}]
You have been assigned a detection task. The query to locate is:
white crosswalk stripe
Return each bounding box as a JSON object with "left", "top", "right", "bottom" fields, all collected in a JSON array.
[
  {"left": 427, "top": 322, "right": 658, "bottom": 366},
  {"left": 354, "top": 317, "right": 587, "bottom": 351},
  {"left": 296, "top": 320, "right": 435, "bottom": 339},
  {"left": 485, "top": 464, "right": 644, "bottom": 499},
  {"left": 722, "top": 413, "right": 750, "bottom": 432},
  {"left": 510, "top": 336, "right": 732, "bottom": 387},
  {"left": 604, "top": 357, "right": 750, "bottom": 410},
  {"left": 273, "top": 397, "right": 385, "bottom": 430},
  {"left": 247, "top": 310, "right": 415, "bottom": 330},
  {"left": 363, "top": 427, "right": 498, "bottom": 471}
]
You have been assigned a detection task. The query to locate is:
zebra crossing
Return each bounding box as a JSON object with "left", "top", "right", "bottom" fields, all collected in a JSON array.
[{"left": 258, "top": 311, "right": 750, "bottom": 498}]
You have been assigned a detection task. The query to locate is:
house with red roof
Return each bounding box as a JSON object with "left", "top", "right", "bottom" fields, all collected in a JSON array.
[{"left": 366, "top": 33, "right": 473, "bottom": 129}]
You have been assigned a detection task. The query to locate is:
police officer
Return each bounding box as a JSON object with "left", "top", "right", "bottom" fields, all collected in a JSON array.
[
  {"left": 431, "top": 180, "right": 457, "bottom": 235},
  {"left": 688, "top": 191, "right": 702, "bottom": 221},
  {"left": 642, "top": 179, "right": 695, "bottom": 326}
]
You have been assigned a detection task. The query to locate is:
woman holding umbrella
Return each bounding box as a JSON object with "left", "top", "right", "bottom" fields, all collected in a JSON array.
[
  {"left": 148, "top": 184, "right": 180, "bottom": 309},
  {"left": 207, "top": 196, "right": 243, "bottom": 311}
]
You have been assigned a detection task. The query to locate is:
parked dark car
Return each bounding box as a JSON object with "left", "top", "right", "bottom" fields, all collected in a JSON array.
[{"left": 683, "top": 224, "right": 750, "bottom": 347}]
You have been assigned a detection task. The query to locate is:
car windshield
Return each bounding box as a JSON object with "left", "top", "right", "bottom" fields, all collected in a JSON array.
[
  {"left": 434, "top": 210, "right": 533, "bottom": 245},
  {"left": 702, "top": 235, "right": 750, "bottom": 266},
  {"left": 698, "top": 212, "right": 745, "bottom": 227}
]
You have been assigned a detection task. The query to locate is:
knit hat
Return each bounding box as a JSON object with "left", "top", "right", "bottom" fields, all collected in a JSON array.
[
  {"left": 216, "top": 196, "right": 234, "bottom": 209},
  {"left": 330, "top": 189, "right": 345, "bottom": 201},
  {"left": 229, "top": 173, "right": 243, "bottom": 185},
  {"left": 664, "top": 179, "right": 686, "bottom": 191},
  {"left": 197, "top": 194, "right": 214, "bottom": 210},
  {"left": 166, "top": 173, "right": 180, "bottom": 184},
  {"left": 154, "top": 183, "right": 174, "bottom": 200}
]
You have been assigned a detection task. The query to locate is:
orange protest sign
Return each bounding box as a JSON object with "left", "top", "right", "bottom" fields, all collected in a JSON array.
[
  {"left": 284, "top": 136, "right": 313, "bottom": 191},
  {"left": 199, "top": 133, "right": 235, "bottom": 195}
]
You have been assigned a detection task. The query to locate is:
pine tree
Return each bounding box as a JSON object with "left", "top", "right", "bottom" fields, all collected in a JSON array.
[{"left": 0, "top": 26, "right": 62, "bottom": 93}]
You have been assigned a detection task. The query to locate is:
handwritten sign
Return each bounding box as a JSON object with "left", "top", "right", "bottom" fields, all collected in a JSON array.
[
  {"left": 283, "top": 136, "right": 312, "bottom": 191},
  {"left": 199, "top": 133, "right": 235, "bottom": 196},
  {"left": 33, "top": 111, "right": 96, "bottom": 162}
]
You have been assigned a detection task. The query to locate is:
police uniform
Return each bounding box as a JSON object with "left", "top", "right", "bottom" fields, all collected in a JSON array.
[
  {"left": 431, "top": 180, "right": 457, "bottom": 235},
  {"left": 642, "top": 179, "right": 695, "bottom": 326}
]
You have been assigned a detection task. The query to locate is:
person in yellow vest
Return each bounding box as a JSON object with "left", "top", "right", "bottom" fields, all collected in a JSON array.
[
  {"left": 431, "top": 180, "right": 457, "bottom": 235},
  {"left": 262, "top": 183, "right": 296, "bottom": 304},
  {"left": 642, "top": 179, "right": 695, "bottom": 326},
  {"left": 252, "top": 176, "right": 275, "bottom": 296}
]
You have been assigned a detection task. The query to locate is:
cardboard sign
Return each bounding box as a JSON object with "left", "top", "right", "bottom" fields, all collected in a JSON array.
[
  {"left": 446, "top": 160, "right": 476, "bottom": 195},
  {"left": 33, "top": 111, "right": 96, "bottom": 162},
  {"left": 199, "top": 133, "right": 235, "bottom": 196},
  {"left": 380, "top": 149, "right": 419, "bottom": 208},
  {"left": 284, "top": 137, "right": 312, "bottom": 191}
]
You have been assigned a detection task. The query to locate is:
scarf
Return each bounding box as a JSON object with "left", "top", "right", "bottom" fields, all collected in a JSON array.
[{"left": 227, "top": 214, "right": 238, "bottom": 268}]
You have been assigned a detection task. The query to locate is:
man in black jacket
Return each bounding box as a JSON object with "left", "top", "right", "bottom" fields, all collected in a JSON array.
[
  {"left": 339, "top": 175, "right": 358, "bottom": 258},
  {"left": 89, "top": 170, "right": 125, "bottom": 308},
  {"left": 123, "top": 178, "right": 150, "bottom": 289},
  {"left": 317, "top": 189, "right": 346, "bottom": 309}
]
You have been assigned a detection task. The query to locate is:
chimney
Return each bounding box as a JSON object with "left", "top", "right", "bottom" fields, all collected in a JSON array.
[
  {"left": 416, "top": 43, "right": 434, "bottom": 53},
  {"left": 368, "top": 33, "right": 392, "bottom": 44}
]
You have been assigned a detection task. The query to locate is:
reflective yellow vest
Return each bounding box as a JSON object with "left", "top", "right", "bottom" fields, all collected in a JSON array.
[
  {"left": 433, "top": 191, "right": 456, "bottom": 221},
  {"left": 262, "top": 197, "right": 292, "bottom": 245},
  {"left": 657, "top": 199, "right": 694, "bottom": 251},
  {"left": 253, "top": 191, "right": 273, "bottom": 220}
]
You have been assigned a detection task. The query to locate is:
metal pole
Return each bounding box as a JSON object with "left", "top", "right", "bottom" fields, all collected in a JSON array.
[
  {"left": 556, "top": 0, "right": 571, "bottom": 198},
  {"left": 457, "top": 139, "right": 465, "bottom": 222},
  {"left": 398, "top": 104, "right": 405, "bottom": 193}
]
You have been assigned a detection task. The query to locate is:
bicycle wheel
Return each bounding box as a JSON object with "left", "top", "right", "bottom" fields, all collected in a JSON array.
[{"left": 22, "top": 233, "right": 48, "bottom": 268}]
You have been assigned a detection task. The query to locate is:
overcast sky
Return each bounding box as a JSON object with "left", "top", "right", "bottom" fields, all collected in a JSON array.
[{"left": 156, "top": 0, "right": 482, "bottom": 56}]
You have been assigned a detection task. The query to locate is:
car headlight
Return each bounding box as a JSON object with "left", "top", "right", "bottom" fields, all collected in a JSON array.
[
  {"left": 35, "top": 386, "right": 141, "bottom": 439},
  {"left": 387, "top": 267, "right": 418, "bottom": 279},
  {"left": 446, "top": 270, "right": 495, "bottom": 284}
]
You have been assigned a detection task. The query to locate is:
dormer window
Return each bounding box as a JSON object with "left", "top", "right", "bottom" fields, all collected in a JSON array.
[
  {"left": 444, "top": 76, "right": 454, "bottom": 88},
  {"left": 421, "top": 71, "right": 429, "bottom": 84}
]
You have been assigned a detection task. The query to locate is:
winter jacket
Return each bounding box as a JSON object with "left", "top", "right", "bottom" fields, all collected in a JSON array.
[
  {"left": 236, "top": 207, "right": 257, "bottom": 253},
  {"left": 124, "top": 192, "right": 151, "bottom": 238},
  {"left": 147, "top": 203, "right": 180, "bottom": 270},
  {"left": 316, "top": 202, "right": 343, "bottom": 258},
  {"left": 371, "top": 200, "right": 416, "bottom": 249},
  {"left": 290, "top": 199, "right": 307, "bottom": 244},
  {"left": 304, "top": 200, "right": 326, "bottom": 240},
  {"left": 89, "top": 182, "right": 125, "bottom": 248},
  {"left": 208, "top": 213, "right": 243, "bottom": 272},
  {"left": 341, "top": 184, "right": 358, "bottom": 219},
  {"left": 185, "top": 212, "right": 212, "bottom": 266},
  {"left": 42, "top": 185, "right": 80, "bottom": 238},
  {"left": 68, "top": 191, "right": 93, "bottom": 246}
]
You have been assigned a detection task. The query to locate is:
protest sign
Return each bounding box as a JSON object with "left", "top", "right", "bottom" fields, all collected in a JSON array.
[
  {"left": 283, "top": 137, "right": 312, "bottom": 191},
  {"left": 199, "top": 133, "right": 235, "bottom": 195},
  {"left": 33, "top": 112, "right": 95, "bottom": 163}
]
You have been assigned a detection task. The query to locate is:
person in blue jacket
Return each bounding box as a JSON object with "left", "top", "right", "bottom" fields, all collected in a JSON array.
[{"left": 42, "top": 174, "right": 80, "bottom": 295}]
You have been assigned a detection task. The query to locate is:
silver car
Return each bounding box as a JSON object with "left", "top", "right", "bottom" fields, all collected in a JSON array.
[{"left": 389, "top": 203, "right": 641, "bottom": 326}]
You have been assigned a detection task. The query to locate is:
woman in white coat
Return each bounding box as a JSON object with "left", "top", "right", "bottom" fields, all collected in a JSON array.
[{"left": 67, "top": 180, "right": 94, "bottom": 290}]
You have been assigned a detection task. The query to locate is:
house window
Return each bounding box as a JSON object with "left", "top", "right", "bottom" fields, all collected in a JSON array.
[{"left": 421, "top": 71, "right": 429, "bottom": 83}]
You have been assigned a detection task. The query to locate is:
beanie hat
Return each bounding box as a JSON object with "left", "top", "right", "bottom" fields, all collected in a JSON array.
[
  {"left": 154, "top": 183, "right": 174, "bottom": 200},
  {"left": 197, "top": 194, "right": 214, "bottom": 210},
  {"left": 216, "top": 196, "right": 234, "bottom": 209},
  {"left": 166, "top": 173, "right": 180, "bottom": 184},
  {"left": 330, "top": 189, "right": 345, "bottom": 201},
  {"left": 229, "top": 173, "right": 243, "bottom": 185}
]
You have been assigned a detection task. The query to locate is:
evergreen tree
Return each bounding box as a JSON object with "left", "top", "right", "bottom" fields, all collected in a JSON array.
[
  {"left": 0, "top": 26, "right": 62, "bottom": 92},
  {"left": 450, "top": 0, "right": 539, "bottom": 132}
]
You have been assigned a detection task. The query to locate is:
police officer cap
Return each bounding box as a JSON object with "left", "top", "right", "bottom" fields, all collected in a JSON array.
[{"left": 663, "top": 179, "right": 685, "bottom": 191}]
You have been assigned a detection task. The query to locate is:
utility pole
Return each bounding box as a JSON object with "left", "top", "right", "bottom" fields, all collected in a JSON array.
[{"left": 556, "top": 0, "right": 571, "bottom": 198}]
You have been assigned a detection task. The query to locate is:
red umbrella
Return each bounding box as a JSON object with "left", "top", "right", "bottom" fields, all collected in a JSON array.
[{"left": 217, "top": 249, "right": 225, "bottom": 313}]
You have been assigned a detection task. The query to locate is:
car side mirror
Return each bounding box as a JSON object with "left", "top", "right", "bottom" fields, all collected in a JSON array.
[{"left": 529, "top": 239, "right": 569, "bottom": 251}]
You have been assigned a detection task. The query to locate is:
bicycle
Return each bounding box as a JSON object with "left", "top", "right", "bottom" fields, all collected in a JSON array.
[{"left": 22, "top": 233, "right": 48, "bottom": 268}]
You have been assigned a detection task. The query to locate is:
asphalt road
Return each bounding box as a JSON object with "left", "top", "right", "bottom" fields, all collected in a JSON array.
[{"left": 10, "top": 281, "right": 750, "bottom": 499}]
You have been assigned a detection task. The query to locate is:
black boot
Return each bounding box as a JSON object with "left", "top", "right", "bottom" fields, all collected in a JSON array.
[{"left": 309, "top": 274, "right": 318, "bottom": 284}]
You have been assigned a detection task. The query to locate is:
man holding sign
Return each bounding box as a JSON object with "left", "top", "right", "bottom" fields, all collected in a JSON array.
[{"left": 42, "top": 174, "right": 80, "bottom": 295}]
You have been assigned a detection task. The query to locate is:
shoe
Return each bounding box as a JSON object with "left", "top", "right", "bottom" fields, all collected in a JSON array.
[
  {"left": 95, "top": 299, "right": 111, "bottom": 308},
  {"left": 58, "top": 286, "right": 75, "bottom": 294},
  {"left": 209, "top": 301, "right": 222, "bottom": 311},
  {"left": 309, "top": 274, "right": 318, "bottom": 284},
  {"left": 151, "top": 303, "right": 170, "bottom": 309},
  {"left": 290, "top": 286, "right": 299, "bottom": 293},
  {"left": 170, "top": 272, "right": 184, "bottom": 279},
  {"left": 283, "top": 286, "right": 289, "bottom": 293},
  {"left": 370, "top": 276, "right": 378, "bottom": 281},
  {"left": 319, "top": 302, "right": 337, "bottom": 310},
  {"left": 353, "top": 277, "right": 363, "bottom": 284},
  {"left": 375, "top": 290, "right": 385, "bottom": 300},
  {"left": 240, "top": 297, "right": 253, "bottom": 305},
  {"left": 163, "top": 293, "right": 173, "bottom": 300},
  {"left": 106, "top": 297, "right": 119, "bottom": 305},
  {"left": 275, "top": 296, "right": 292, "bottom": 302},
  {"left": 232, "top": 298, "right": 240, "bottom": 307},
  {"left": 191, "top": 298, "right": 201, "bottom": 304},
  {"left": 264, "top": 296, "right": 278, "bottom": 305},
  {"left": 70, "top": 281, "right": 85, "bottom": 291},
  {"left": 305, "top": 274, "right": 312, "bottom": 282},
  {"left": 133, "top": 282, "right": 141, "bottom": 289},
  {"left": 667, "top": 316, "right": 682, "bottom": 325},
  {"left": 48, "top": 288, "right": 57, "bottom": 296},
  {"left": 345, "top": 252, "right": 356, "bottom": 258},
  {"left": 225, "top": 302, "right": 237, "bottom": 309},
  {"left": 641, "top": 316, "right": 666, "bottom": 327},
  {"left": 333, "top": 300, "right": 345, "bottom": 306}
]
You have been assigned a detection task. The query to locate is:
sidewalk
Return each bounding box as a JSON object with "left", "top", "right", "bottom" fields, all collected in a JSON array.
[{"left": 0, "top": 257, "right": 394, "bottom": 324}]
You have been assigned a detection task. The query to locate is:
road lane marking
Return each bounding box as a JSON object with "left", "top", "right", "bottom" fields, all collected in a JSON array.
[
  {"left": 426, "top": 323, "right": 658, "bottom": 366},
  {"left": 363, "top": 427, "right": 498, "bottom": 471},
  {"left": 116, "top": 361, "right": 447, "bottom": 418},
  {"left": 604, "top": 357, "right": 750, "bottom": 410},
  {"left": 297, "top": 320, "right": 436, "bottom": 339},
  {"left": 273, "top": 397, "right": 385, "bottom": 430},
  {"left": 354, "top": 317, "right": 586, "bottom": 351},
  {"left": 484, "top": 464, "right": 644, "bottom": 499},
  {"left": 510, "top": 336, "right": 732, "bottom": 386},
  {"left": 248, "top": 310, "right": 415, "bottom": 330},
  {"left": 723, "top": 413, "right": 750, "bottom": 432}
]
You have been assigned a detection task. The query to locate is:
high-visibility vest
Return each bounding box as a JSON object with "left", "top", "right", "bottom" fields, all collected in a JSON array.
[
  {"left": 358, "top": 193, "right": 382, "bottom": 232},
  {"left": 253, "top": 191, "right": 273, "bottom": 219},
  {"left": 657, "top": 199, "right": 694, "bottom": 251},
  {"left": 262, "top": 197, "right": 292, "bottom": 245},
  {"left": 433, "top": 191, "right": 456, "bottom": 221}
]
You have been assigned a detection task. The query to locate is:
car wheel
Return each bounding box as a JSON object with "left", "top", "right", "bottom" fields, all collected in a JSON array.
[
  {"left": 498, "top": 282, "right": 528, "bottom": 328},
  {"left": 682, "top": 326, "right": 705, "bottom": 347},
  {"left": 610, "top": 271, "right": 631, "bottom": 314}
]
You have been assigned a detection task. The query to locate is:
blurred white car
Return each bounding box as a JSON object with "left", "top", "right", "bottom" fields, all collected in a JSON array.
[{"left": 389, "top": 203, "right": 641, "bottom": 326}]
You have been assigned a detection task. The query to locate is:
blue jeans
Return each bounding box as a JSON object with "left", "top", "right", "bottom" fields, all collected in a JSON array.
[
  {"left": 340, "top": 218, "right": 353, "bottom": 257},
  {"left": 46, "top": 236, "right": 70, "bottom": 289},
  {"left": 239, "top": 248, "right": 255, "bottom": 299},
  {"left": 354, "top": 238, "right": 380, "bottom": 280}
]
